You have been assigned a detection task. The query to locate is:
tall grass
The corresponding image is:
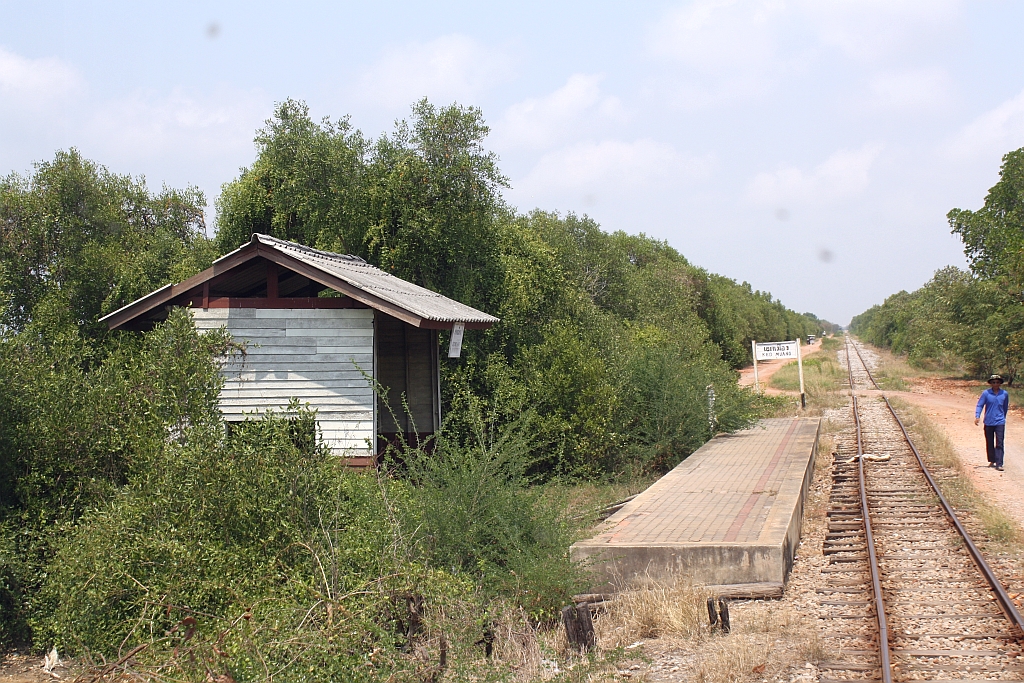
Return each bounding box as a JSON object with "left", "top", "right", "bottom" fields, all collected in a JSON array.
[{"left": 769, "top": 346, "right": 847, "bottom": 412}]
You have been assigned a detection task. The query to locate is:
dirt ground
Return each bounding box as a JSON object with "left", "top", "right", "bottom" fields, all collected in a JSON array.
[
  {"left": 890, "top": 376, "right": 1024, "bottom": 530},
  {"left": 0, "top": 652, "right": 74, "bottom": 683}
]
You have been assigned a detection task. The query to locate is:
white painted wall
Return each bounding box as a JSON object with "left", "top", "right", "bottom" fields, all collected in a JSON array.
[{"left": 191, "top": 307, "right": 375, "bottom": 456}]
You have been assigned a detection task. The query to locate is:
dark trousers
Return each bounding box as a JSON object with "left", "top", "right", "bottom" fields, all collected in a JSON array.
[{"left": 985, "top": 424, "right": 1005, "bottom": 467}]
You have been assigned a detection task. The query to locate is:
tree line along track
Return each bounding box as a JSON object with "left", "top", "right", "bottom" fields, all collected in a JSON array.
[{"left": 817, "top": 337, "right": 1024, "bottom": 682}]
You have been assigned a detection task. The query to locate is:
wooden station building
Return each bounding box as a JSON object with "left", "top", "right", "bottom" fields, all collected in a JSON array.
[{"left": 100, "top": 233, "right": 499, "bottom": 464}]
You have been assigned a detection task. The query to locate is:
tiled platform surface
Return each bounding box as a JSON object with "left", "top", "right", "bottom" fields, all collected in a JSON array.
[{"left": 572, "top": 417, "right": 820, "bottom": 588}]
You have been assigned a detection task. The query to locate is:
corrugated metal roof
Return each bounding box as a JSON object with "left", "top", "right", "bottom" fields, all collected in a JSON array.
[
  {"left": 100, "top": 234, "right": 499, "bottom": 329},
  {"left": 252, "top": 234, "right": 498, "bottom": 324}
]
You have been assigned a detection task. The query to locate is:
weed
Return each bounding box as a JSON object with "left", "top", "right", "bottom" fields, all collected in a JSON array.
[{"left": 692, "top": 634, "right": 773, "bottom": 683}]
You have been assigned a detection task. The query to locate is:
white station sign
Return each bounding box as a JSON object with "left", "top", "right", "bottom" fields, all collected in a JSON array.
[
  {"left": 448, "top": 322, "right": 466, "bottom": 358},
  {"left": 755, "top": 340, "right": 800, "bottom": 361}
]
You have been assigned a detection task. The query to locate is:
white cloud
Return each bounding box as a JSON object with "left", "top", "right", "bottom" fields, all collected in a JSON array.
[
  {"left": 860, "top": 68, "right": 951, "bottom": 111},
  {"left": 747, "top": 143, "right": 883, "bottom": 205},
  {"left": 356, "top": 34, "right": 513, "bottom": 109},
  {"left": 646, "top": 0, "right": 787, "bottom": 107},
  {"left": 807, "top": 0, "right": 960, "bottom": 63},
  {"left": 511, "top": 139, "right": 714, "bottom": 209},
  {"left": 85, "top": 87, "right": 267, "bottom": 164},
  {"left": 492, "top": 74, "right": 625, "bottom": 151},
  {"left": 644, "top": 0, "right": 961, "bottom": 109},
  {"left": 648, "top": 0, "right": 782, "bottom": 72},
  {"left": 0, "top": 47, "right": 83, "bottom": 106},
  {"left": 946, "top": 89, "right": 1024, "bottom": 160}
]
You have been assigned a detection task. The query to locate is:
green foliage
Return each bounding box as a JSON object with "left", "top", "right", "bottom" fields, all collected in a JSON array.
[
  {"left": 0, "top": 103, "right": 831, "bottom": 670},
  {"left": 0, "top": 310, "right": 233, "bottom": 646},
  {"left": 390, "top": 412, "right": 584, "bottom": 624},
  {"left": 33, "top": 407, "right": 414, "bottom": 678},
  {"left": 949, "top": 147, "right": 1024, "bottom": 281},
  {"left": 217, "top": 98, "right": 505, "bottom": 312},
  {"left": 853, "top": 146, "right": 1024, "bottom": 381},
  {"left": 0, "top": 149, "right": 215, "bottom": 339},
  {"left": 217, "top": 103, "right": 818, "bottom": 476},
  {"left": 16, "top": 317, "right": 581, "bottom": 683}
]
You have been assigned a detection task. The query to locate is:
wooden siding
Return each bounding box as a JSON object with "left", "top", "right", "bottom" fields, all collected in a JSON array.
[
  {"left": 376, "top": 314, "right": 439, "bottom": 435},
  {"left": 192, "top": 307, "right": 375, "bottom": 456}
]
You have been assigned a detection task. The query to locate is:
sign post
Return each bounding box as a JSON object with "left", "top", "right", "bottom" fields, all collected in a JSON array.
[
  {"left": 797, "top": 337, "right": 805, "bottom": 409},
  {"left": 753, "top": 340, "right": 805, "bottom": 409},
  {"left": 751, "top": 340, "right": 759, "bottom": 393}
]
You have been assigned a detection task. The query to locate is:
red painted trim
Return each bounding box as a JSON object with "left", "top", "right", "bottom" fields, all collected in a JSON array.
[
  {"left": 104, "top": 236, "right": 497, "bottom": 330},
  {"left": 104, "top": 242, "right": 261, "bottom": 328},
  {"left": 266, "top": 262, "right": 278, "bottom": 299},
  {"left": 190, "top": 296, "right": 369, "bottom": 309},
  {"left": 255, "top": 246, "right": 428, "bottom": 328}
]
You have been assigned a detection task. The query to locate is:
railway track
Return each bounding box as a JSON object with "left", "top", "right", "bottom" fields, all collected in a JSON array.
[{"left": 817, "top": 337, "right": 1024, "bottom": 682}]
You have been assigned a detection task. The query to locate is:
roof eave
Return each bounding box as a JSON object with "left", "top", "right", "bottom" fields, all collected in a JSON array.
[{"left": 101, "top": 234, "right": 501, "bottom": 331}]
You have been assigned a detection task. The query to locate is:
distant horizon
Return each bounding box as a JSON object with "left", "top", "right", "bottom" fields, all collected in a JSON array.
[{"left": 4, "top": 1, "right": 1024, "bottom": 325}]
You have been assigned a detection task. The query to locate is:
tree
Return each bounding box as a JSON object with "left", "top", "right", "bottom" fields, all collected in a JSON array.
[
  {"left": 215, "top": 99, "right": 370, "bottom": 256},
  {"left": 949, "top": 147, "right": 1024, "bottom": 282},
  {"left": 0, "top": 150, "right": 214, "bottom": 340},
  {"left": 217, "top": 99, "right": 507, "bottom": 312},
  {"left": 365, "top": 99, "right": 508, "bottom": 308}
]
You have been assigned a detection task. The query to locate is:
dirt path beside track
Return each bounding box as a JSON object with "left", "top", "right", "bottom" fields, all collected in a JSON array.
[{"left": 890, "top": 377, "right": 1024, "bottom": 532}]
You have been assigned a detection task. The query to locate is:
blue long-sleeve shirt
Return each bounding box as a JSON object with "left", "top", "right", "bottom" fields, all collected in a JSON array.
[{"left": 976, "top": 388, "right": 1010, "bottom": 426}]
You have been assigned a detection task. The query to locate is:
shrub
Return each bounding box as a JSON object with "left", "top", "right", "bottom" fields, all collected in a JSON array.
[{"left": 390, "top": 413, "right": 586, "bottom": 624}]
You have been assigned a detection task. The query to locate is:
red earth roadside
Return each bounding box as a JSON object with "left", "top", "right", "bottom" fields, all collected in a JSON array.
[{"left": 890, "top": 375, "right": 1024, "bottom": 532}]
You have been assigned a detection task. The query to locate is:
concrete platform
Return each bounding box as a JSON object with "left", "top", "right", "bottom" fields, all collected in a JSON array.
[{"left": 572, "top": 417, "right": 820, "bottom": 589}]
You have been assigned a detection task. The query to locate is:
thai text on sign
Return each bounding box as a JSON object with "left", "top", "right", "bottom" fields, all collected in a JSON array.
[{"left": 755, "top": 340, "right": 799, "bottom": 361}]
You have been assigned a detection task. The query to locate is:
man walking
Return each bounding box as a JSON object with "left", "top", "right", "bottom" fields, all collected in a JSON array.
[{"left": 975, "top": 374, "right": 1010, "bottom": 471}]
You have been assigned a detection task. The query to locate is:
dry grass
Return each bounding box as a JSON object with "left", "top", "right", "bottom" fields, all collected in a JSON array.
[
  {"left": 488, "top": 606, "right": 545, "bottom": 680},
  {"left": 595, "top": 578, "right": 713, "bottom": 647},
  {"left": 887, "top": 395, "right": 1022, "bottom": 545},
  {"left": 769, "top": 348, "right": 848, "bottom": 416},
  {"left": 580, "top": 577, "right": 821, "bottom": 683},
  {"left": 867, "top": 353, "right": 910, "bottom": 391},
  {"left": 691, "top": 636, "right": 773, "bottom": 683},
  {"left": 856, "top": 339, "right": 960, "bottom": 384}
]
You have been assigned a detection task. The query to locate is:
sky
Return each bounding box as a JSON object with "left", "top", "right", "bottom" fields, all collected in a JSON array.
[{"left": 3, "top": 1, "right": 1024, "bottom": 325}]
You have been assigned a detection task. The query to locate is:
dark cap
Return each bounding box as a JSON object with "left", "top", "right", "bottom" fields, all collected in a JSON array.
[{"left": 988, "top": 374, "right": 1004, "bottom": 384}]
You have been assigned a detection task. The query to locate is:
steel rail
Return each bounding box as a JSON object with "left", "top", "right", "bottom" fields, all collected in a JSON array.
[
  {"left": 849, "top": 339, "right": 881, "bottom": 390},
  {"left": 846, "top": 335, "right": 1024, "bottom": 640},
  {"left": 882, "top": 395, "right": 1024, "bottom": 638},
  {"left": 845, "top": 336, "right": 855, "bottom": 392},
  {"left": 845, "top": 338, "right": 894, "bottom": 683}
]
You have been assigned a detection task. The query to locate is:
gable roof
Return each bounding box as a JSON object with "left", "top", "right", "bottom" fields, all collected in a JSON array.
[{"left": 100, "top": 233, "right": 500, "bottom": 330}]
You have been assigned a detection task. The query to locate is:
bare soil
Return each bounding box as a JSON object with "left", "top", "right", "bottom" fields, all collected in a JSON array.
[
  {"left": 0, "top": 652, "right": 75, "bottom": 683},
  {"left": 889, "top": 376, "right": 1024, "bottom": 531}
]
